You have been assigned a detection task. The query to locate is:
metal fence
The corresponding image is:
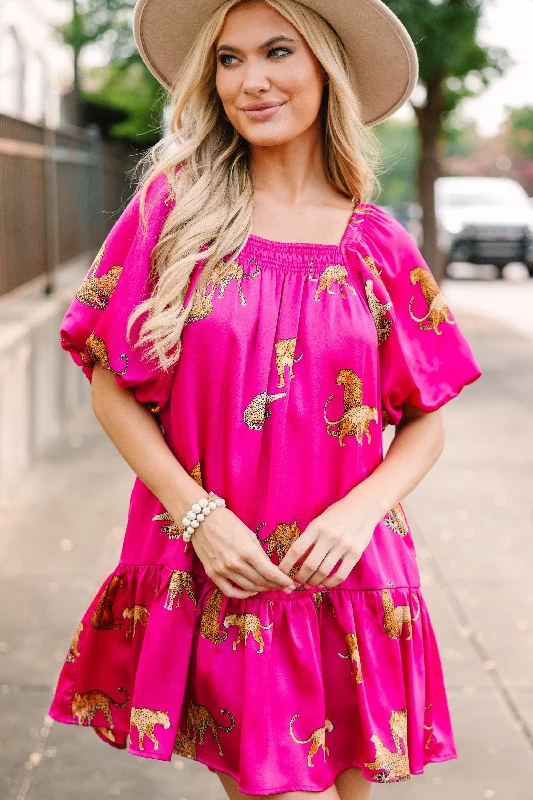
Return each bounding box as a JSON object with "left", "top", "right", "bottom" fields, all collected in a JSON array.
[{"left": 0, "top": 114, "right": 133, "bottom": 298}]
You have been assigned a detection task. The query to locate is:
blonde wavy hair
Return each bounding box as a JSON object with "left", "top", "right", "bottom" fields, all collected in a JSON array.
[{"left": 128, "top": 0, "right": 383, "bottom": 372}]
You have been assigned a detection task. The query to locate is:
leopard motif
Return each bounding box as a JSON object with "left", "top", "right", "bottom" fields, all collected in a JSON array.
[
  {"left": 153, "top": 463, "right": 204, "bottom": 540},
  {"left": 83, "top": 332, "right": 128, "bottom": 376},
  {"left": 76, "top": 264, "right": 123, "bottom": 310},
  {"left": 186, "top": 698, "right": 235, "bottom": 757},
  {"left": 383, "top": 504, "right": 409, "bottom": 537},
  {"left": 243, "top": 390, "right": 287, "bottom": 431},
  {"left": 92, "top": 726, "right": 127, "bottom": 747},
  {"left": 364, "top": 278, "right": 393, "bottom": 345},
  {"left": 122, "top": 605, "right": 149, "bottom": 638},
  {"left": 323, "top": 368, "right": 378, "bottom": 446},
  {"left": 424, "top": 702, "right": 434, "bottom": 750},
  {"left": 223, "top": 612, "right": 273, "bottom": 653},
  {"left": 275, "top": 337, "right": 303, "bottom": 389},
  {"left": 361, "top": 254, "right": 383, "bottom": 279},
  {"left": 172, "top": 728, "right": 197, "bottom": 759},
  {"left": 381, "top": 589, "right": 420, "bottom": 640},
  {"left": 186, "top": 287, "right": 214, "bottom": 323},
  {"left": 338, "top": 632, "right": 363, "bottom": 683},
  {"left": 290, "top": 713, "right": 334, "bottom": 767},
  {"left": 164, "top": 570, "right": 197, "bottom": 610},
  {"left": 308, "top": 259, "right": 358, "bottom": 301},
  {"left": 130, "top": 707, "right": 171, "bottom": 751},
  {"left": 364, "top": 708, "right": 410, "bottom": 782},
  {"left": 72, "top": 686, "right": 129, "bottom": 728},
  {"left": 200, "top": 586, "right": 228, "bottom": 644},
  {"left": 152, "top": 511, "right": 183, "bottom": 539},
  {"left": 409, "top": 267, "right": 455, "bottom": 334},
  {"left": 352, "top": 204, "right": 376, "bottom": 225},
  {"left": 207, "top": 255, "right": 261, "bottom": 306},
  {"left": 312, "top": 589, "right": 337, "bottom": 616},
  {"left": 65, "top": 622, "right": 83, "bottom": 662},
  {"left": 381, "top": 406, "right": 393, "bottom": 430},
  {"left": 255, "top": 520, "right": 306, "bottom": 589},
  {"left": 90, "top": 574, "right": 124, "bottom": 630}
]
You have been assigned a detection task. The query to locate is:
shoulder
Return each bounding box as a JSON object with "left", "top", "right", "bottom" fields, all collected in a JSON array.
[
  {"left": 347, "top": 203, "right": 423, "bottom": 280},
  {"left": 354, "top": 203, "right": 414, "bottom": 248}
]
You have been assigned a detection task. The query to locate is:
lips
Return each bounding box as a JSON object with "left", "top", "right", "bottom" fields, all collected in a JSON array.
[
  {"left": 242, "top": 102, "right": 282, "bottom": 111},
  {"left": 241, "top": 102, "right": 285, "bottom": 121}
]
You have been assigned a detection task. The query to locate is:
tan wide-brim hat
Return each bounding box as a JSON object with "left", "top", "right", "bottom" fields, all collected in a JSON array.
[{"left": 133, "top": 0, "right": 418, "bottom": 127}]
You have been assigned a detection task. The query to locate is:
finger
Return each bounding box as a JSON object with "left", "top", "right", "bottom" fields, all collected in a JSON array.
[
  {"left": 290, "top": 541, "right": 331, "bottom": 586},
  {"left": 215, "top": 574, "right": 260, "bottom": 599},
  {"left": 242, "top": 560, "right": 289, "bottom": 590},
  {"left": 246, "top": 548, "right": 298, "bottom": 589},
  {"left": 243, "top": 533, "right": 295, "bottom": 589},
  {"left": 223, "top": 561, "right": 277, "bottom": 592},
  {"left": 305, "top": 549, "right": 344, "bottom": 587},
  {"left": 319, "top": 553, "right": 359, "bottom": 588},
  {"left": 277, "top": 531, "right": 317, "bottom": 577}
]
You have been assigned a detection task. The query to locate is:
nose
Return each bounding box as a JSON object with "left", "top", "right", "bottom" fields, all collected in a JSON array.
[{"left": 240, "top": 59, "right": 271, "bottom": 94}]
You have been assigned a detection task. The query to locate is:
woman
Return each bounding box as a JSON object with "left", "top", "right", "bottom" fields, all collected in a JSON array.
[{"left": 49, "top": 0, "right": 483, "bottom": 797}]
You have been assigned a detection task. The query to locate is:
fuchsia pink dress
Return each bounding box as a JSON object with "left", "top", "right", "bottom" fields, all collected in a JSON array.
[{"left": 49, "top": 172, "right": 482, "bottom": 795}]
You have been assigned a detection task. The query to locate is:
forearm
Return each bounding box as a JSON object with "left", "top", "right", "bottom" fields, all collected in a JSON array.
[
  {"left": 342, "top": 405, "right": 446, "bottom": 525},
  {"left": 90, "top": 362, "right": 203, "bottom": 521}
]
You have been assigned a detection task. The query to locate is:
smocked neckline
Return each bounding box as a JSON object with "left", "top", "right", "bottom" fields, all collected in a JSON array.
[{"left": 240, "top": 203, "right": 372, "bottom": 270}]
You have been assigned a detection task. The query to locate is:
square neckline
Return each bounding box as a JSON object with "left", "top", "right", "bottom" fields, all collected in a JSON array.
[{"left": 246, "top": 200, "right": 358, "bottom": 252}]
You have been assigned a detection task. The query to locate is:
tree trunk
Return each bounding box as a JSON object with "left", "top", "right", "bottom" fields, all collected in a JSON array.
[{"left": 413, "top": 70, "right": 447, "bottom": 283}]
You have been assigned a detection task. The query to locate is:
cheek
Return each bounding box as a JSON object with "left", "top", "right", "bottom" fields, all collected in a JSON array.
[
  {"left": 215, "top": 70, "right": 237, "bottom": 110},
  {"left": 285, "top": 73, "right": 322, "bottom": 121}
]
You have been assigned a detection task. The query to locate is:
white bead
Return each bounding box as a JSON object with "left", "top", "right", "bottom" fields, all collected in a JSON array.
[
  {"left": 182, "top": 517, "right": 190, "bottom": 527},
  {"left": 208, "top": 501, "right": 216, "bottom": 510},
  {"left": 187, "top": 510, "right": 196, "bottom": 521},
  {"left": 196, "top": 513, "right": 204, "bottom": 522},
  {"left": 191, "top": 503, "right": 201, "bottom": 514},
  {"left": 221, "top": 498, "right": 226, "bottom": 506},
  {"left": 203, "top": 506, "right": 210, "bottom": 515},
  {"left": 183, "top": 532, "right": 191, "bottom": 541},
  {"left": 186, "top": 525, "right": 194, "bottom": 534},
  {"left": 199, "top": 498, "right": 208, "bottom": 508},
  {"left": 190, "top": 519, "right": 199, "bottom": 528}
]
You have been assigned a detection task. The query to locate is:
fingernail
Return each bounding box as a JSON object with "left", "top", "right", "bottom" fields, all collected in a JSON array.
[
  {"left": 283, "top": 586, "right": 295, "bottom": 594},
  {"left": 250, "top": 592, "right": 259, "bottom": 595}
]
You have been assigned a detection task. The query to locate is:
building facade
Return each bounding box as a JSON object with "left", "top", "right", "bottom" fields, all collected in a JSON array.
[{"left": 0, "top": 0, "right": 73, "bottom": 126}]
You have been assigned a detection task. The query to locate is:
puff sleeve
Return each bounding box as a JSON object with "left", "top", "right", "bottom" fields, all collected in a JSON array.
[
  {"left": 59, "top": 172, "right": 175, "bottom": 412},
  {"left": 352, "top": 205, "right": 483, "bottom": 427}
]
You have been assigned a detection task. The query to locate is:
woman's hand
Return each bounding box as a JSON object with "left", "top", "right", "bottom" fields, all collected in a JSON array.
[
  {"left": 276, "top": 496, "right": 379, "bottom": 589},
  {"left": 190, "top": 506, "right": 297, "bottom": 599}
]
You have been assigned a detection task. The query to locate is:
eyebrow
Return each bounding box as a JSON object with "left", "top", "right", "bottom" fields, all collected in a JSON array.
[{"left": 215, "top": 35, "right": 299, "bottom": 55}]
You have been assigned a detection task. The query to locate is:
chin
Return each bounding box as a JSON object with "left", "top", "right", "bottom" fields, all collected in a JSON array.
[{"left": 240, "top": 123, "right": 310, "bottom": 147}]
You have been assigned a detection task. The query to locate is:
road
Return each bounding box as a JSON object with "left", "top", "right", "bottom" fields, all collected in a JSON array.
[{"left": 443, "top": 262, "right": 533, "bottom": 340}]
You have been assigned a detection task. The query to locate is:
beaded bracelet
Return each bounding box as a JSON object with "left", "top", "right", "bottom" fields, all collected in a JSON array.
[{"left": 181, "top": 490, "right": 226, "bottom": 546}]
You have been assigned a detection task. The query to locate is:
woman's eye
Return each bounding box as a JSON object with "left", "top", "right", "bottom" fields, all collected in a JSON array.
[
  {"left": 218, "top": 48, "right": 292, "bottom": 67},
  {"left": 218, "top": 54, "right": 238, "bottom": 67},
  {"left": 268, "top": 47, "right": 292, "bottom": 58}
]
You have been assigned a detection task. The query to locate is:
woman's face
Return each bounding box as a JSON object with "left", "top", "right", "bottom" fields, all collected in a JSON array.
[{"left": 215, "top": 0, "right": 326, "bottom": 147}]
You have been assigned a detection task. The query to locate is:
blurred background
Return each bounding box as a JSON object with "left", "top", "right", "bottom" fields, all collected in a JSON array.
[{"left": 0, "top": 1, "right": 532, "bottom": 799}]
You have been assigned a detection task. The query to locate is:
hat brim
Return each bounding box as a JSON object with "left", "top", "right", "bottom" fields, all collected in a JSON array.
[{"left": 133, "top": 0, "right": 418, "bottom": 127}]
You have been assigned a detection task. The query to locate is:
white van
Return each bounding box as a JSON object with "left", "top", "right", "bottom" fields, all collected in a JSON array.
[{"left": 435, "top": 176, "right": 533, "bottom": 278}]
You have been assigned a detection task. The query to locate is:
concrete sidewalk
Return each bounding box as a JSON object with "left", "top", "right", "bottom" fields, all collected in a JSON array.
[{"left": 1, "top": 310, "right": 532, "bottom": 800}]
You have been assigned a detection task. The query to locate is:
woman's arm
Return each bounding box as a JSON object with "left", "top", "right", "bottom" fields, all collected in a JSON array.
[
  {"left": 343, "top": 404, "right": 446, "bottom": 524},
  {"left": 277, "top": 404, "right": 445, "bottom": 589},
  {"left": 90, "top": 361, "right": 296, "bottom": 598},
  {"left": 91, "top": 361, "right": 203, "bottom": 517}
]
